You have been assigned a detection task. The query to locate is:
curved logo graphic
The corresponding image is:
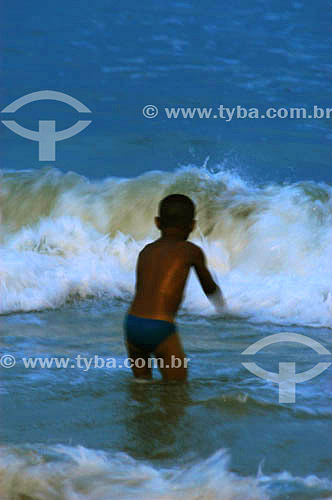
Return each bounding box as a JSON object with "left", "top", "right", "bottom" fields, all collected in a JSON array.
[
  {"left": 1, "top": 91, "right": 92, "bottom": 161},
  {"left": 242, "top": 332, "right": 331, "bottom": 403}
]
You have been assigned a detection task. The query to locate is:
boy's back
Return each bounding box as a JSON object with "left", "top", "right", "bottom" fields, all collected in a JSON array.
[{"left": 129, "top": 239, "right": 200, "bottom": 323}]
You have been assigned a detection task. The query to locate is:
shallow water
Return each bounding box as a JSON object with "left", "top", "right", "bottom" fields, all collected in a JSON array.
[{"left": 1, "top": 298, "right": 331, "bottom": 499}]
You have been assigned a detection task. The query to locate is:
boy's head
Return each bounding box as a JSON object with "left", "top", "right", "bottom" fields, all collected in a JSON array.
[{"left": 156, "top": 194, "right": 196, "bottom": 234}]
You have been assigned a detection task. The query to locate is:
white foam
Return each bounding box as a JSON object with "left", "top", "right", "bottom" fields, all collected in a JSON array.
[
  {"left": 0, "top": 445, "right": 268, "bottom": 500},
  {"left": 1, "top": 444, "right": 331, "bottom": 499},
  {"left": 1, "top": 166, "right": 332, "bottom": 327}
]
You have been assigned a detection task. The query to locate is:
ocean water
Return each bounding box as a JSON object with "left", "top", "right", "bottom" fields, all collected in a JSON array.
[{"left": 1, "top": 1, "right": 332, "bottom": 499}]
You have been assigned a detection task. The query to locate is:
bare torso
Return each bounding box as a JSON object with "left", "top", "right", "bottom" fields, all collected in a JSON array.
[{"left": 128, "top": 238, "right": 196, "bottom": 323}]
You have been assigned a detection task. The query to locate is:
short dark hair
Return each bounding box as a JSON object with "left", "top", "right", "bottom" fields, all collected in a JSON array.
[{"left": 158, "top": 194, "right": 195, "bottom": 229}]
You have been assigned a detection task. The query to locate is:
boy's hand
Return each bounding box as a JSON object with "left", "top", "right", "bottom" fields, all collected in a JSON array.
[
  {"left": 192, "top": 245, "right": 227, "bottom": 312},
  {"left": 207, "top": 287, "right": 227, "bottom": 314}
]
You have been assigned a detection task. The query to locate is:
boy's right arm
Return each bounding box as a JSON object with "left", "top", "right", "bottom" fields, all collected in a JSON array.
[{"left": 191, "top": 245, "right": 226, "bottom": 312}]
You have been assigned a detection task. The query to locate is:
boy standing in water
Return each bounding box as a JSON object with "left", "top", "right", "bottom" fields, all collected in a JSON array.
[{"left": 124, "top": 194, "right": 226, "bottom": 381}]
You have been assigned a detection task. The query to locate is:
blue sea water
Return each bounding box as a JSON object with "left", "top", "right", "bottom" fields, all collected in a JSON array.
[
  {"left": 1, "top": 0, "right": 332, "bottom": 181},
  {"left": 1, "top": 1, "right": 332, "bottom": 499}
]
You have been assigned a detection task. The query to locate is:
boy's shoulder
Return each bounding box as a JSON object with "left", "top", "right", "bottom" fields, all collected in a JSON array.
[
  {"left": 184, "top": 241, "right": 205, "bottom": 260},
  {"left": 139, "top": 240, "right": 202, "bottom": 255},
  {"left": 185, "top": 241, "right": 201, "bottom": 251}
]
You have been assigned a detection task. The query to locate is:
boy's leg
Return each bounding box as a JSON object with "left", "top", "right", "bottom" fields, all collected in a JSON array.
[
  {"left": 125, "top": 341, "right": 152, "bottom": 379},
  {"left": 154, "top": 332, "right": 187, "bottom": 382}
]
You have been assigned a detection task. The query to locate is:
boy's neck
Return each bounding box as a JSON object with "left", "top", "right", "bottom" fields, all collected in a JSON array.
[{"left": 160, "top": 227, "right": 189, "bottom": 241}]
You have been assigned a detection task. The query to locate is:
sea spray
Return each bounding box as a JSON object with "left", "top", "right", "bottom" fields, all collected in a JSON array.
[{"left": 1, "top": 166, "right": 332, "bottom": 326}]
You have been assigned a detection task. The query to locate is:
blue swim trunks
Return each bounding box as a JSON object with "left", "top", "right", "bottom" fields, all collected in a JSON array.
[{"left": 124, "top": 314, "right": 175, "bottom": 352}]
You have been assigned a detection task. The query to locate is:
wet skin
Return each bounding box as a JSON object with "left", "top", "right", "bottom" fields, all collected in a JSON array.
[{"left": 129, "top": 227, "right": 218, "bottom": 322}]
